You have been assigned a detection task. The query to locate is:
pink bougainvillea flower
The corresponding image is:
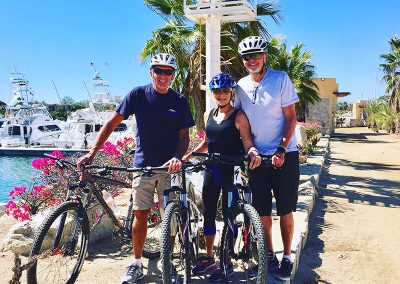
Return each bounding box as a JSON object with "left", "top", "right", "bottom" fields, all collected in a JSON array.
[
  {"left": 100, "top": 141, "right": 121, "bottom": 155},
  {"left": 21, "top": 204, "right": 30, "bottom": 212},
  {"left": 32, "top": 157, "right": 55, "bottom": 174},
  {"left": 117, "top": 137, "right": 134, "bottom": 149},
  {"left": 33, "top": 185, "right": 46, "bottom": 195},
  {"left": 196, "top": 130, "right": 205, "bottom": 139},
  {"left": 6, "top": 200, "right": 17, "bottom": 209},
  {"left": 9, "top": 186, "right": 27, "bottom": 199},
  {"left": 49, "top": 150, "right": 65, "bottom": 159},
  {"left": 20, "top": 212, "right": 30, "bottom": 221}
]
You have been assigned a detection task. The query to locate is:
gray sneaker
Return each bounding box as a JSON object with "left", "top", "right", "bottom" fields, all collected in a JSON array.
[{"left": 121, "top": 264, "right": 144, "bottom": 284}]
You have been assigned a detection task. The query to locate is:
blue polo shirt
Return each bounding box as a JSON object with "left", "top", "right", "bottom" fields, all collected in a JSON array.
[{"left": 116, "top": 84, "right": 195, "bottom": 167}]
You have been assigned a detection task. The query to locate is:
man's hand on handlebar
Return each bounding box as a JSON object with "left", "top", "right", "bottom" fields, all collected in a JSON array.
[
  {"left": 76, "top": 153, "right": 95, "bottom": 170},
  {"left": 162, "top": 157, "right": 182, "bottom": 173}
]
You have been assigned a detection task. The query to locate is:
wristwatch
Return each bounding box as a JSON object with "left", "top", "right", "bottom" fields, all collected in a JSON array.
[{"left": 276, "top": 145, "right": 286, "bottom": 154}]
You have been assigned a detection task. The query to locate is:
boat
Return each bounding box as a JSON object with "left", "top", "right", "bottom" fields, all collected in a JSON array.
[
  {"left": 55, "top": 69, "right": 135, "bottom": 149},
  {"left": 0, "top": 71, "right": 65, "bottom": 147}
]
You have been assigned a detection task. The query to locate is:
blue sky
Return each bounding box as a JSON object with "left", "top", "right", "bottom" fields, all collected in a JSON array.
[{"left": 0, "top": 0, "right": 398, "bottom": 105}]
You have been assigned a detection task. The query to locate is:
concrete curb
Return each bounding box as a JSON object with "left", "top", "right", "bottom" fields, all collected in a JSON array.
[{"left": 290, "top": 136, "right": 330, "bottom": 282}]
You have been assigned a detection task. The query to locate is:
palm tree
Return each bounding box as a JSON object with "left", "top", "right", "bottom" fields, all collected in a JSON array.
[
  {"left": 380, "top": 36, "right": 400, "bottom": 132},
  {"left": 266, "top": 38, "right": 320, "bottom": 121},
  {"left": 140, "top": 0, "right": 282, "bottom": 129},
  {"left": 365, "top": 96, "right": 396, "bottom": 133}
]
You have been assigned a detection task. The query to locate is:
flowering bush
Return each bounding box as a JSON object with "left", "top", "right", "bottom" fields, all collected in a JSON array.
[
  {"left": 298, "top": 122, "right": 322, "bottom": 146},
  {"left": 5, "top": 138, "right": 135, "bottom": 221},
  {"left": 187, "top": 128, "right": 205, "bottom": 154},
  {"left": 5, "top": 150, "right": 68, "bottom": 221}
]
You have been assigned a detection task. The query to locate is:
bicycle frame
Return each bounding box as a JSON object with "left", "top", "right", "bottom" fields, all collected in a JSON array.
[
  {"left": 191, "top": 152, "right": 270, "bottom": 283},
  {"left": 43, "top": 153, "right": 170, "bottom": 253}
]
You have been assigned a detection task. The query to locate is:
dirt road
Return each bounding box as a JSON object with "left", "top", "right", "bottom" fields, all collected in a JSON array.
[{"left": 295, "top": 127, "right": 400, "bottom": 284}]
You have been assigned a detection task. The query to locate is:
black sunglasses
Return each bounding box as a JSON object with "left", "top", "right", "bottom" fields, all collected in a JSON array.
[
  {"left": 212, "top": 88, "right": 233, "bottom": 94},
  {"left": 241, "top": 53, "right": 264, "bottom": 61},
  {"left": 153, "top": 68, "right": 174, "bottom": 76}
]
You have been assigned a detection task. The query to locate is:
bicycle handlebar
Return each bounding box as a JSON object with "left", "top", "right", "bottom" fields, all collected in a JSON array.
[
  {"left": 44, "top": 153, "right": 202, "bottom": 174},
  {"left": 81, "top": 164, "right": 170, "bottom": 173},
  {"left": 44, "top": 153, "right": 75, "bottom": 167},
  {"left": 192, "top": 152, "right": 272, "bottom": 167}
]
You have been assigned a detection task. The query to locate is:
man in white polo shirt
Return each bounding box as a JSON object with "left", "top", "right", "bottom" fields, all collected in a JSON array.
[{"left": 235, "top": 36, "right": 300, "bottom": 281}]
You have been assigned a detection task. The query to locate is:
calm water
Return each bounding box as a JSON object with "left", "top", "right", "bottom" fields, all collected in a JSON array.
[{"left": 0, "top": 156, "right": 38, "bottom": 203}]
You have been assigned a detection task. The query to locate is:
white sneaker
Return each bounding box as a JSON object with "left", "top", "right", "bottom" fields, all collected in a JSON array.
[{"left": 121, "top": 264, "right": 144, "bottom": 284}]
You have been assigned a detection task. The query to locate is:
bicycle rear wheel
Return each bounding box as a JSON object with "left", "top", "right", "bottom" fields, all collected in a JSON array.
[
  {"left": 27, "top": 201, "right": 89, "bottom": 284},
  {"left": 160, "top": 202, "right": 191, "bottom": 283},
  {"left": 220, "top": 203, "right": 267, "bottom": 284}
]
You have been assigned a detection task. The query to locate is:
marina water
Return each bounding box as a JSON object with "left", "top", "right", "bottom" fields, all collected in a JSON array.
[{"left": 0, "top": 156, "right": 38, "bottom": 203}]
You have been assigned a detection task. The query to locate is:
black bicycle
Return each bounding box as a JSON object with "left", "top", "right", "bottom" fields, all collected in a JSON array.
[
  {"left": 27, "top": 153, "right": 169, "bottom": 284},
  {"left": 160, "top": 161, "right": 204, "bottom": 284},
  {"left": 192, "top": 152, "right": 270, "bottom": 284}
]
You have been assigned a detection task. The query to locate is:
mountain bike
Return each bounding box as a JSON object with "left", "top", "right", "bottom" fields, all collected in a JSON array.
[
  {"left": 26, "top": 153, "right": 169, "bottom": 284},
  {"left": 192, "top": 152, "right": 270, "bottom": 284},
  {"left": 160, "top": 161, "right": 204, "bottom": 284}
]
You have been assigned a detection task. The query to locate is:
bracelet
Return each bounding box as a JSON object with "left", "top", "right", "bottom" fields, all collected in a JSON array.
[{"left": 247, "top": 147, "right": 259, "bottom": 156}]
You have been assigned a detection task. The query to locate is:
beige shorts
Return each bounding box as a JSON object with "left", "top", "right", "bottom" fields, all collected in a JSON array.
[{"left": 131, "top": 172, "right": 173, "bottom": 210}]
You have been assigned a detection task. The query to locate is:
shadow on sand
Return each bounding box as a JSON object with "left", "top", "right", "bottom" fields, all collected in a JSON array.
[{"left": 294, "top": 139, "right": 400, "bottom": 283}]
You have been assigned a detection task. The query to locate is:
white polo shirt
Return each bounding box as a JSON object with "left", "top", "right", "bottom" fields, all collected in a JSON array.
[{"left": 235, "top": 69, "right": 299, "bottom": 155}]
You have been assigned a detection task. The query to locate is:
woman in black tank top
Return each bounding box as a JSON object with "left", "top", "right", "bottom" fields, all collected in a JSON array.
[{"left": 183, "top": 73, "right": 261, "bottom": 280}]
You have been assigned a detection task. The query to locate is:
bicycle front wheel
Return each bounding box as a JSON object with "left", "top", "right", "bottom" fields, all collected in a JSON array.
[
  {"left": 27, "top": 201, "right": 90, "bottom": 284},
  {"left": 160, "top": 202, "right": 191, "bottom": 284},
  {"left": 220, "top": 203, "right": 267, "bottom": 284}
]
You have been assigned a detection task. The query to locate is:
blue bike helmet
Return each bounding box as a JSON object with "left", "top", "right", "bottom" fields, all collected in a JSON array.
[{"left": 209, "top": 73, "right": 236, "bottom": 90}]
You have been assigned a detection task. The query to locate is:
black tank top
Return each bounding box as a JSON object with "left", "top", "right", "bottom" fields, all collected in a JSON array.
[{"left": 206, "top": 108, "right": 244, "bottom": 155}]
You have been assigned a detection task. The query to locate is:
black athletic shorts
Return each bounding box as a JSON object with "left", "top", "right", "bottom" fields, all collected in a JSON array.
[{"left": 249, "top": 151, "right": 300, "bottom": 216}]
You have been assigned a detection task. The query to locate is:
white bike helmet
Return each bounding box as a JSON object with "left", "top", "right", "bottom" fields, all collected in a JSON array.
[
  {"left": 150, "top": 53, "right": 177, "bottom": 69},
  {"left": 238, "top": 36, "right": 268, "bottom": 55}
]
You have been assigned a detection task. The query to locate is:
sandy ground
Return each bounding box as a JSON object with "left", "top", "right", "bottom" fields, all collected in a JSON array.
[
  {"left": 294, "top": 127, "right": 400, "bottom": 284},
  {"left": 1, "top": 126, "right": 399, "bottom": 284}
]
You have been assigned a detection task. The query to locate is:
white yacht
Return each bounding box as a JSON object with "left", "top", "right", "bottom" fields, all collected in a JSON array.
[
  {"left": 0, "top": 71, "right": 65, "bottom": 147},
  {"left": 55, "top": 69, "right": 135, "bottom": 149}
]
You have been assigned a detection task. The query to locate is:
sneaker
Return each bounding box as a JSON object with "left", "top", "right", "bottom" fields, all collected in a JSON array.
[
  {"left": 121, "top": 264, "right": 144, "bottom": 284},
  {"left": 268, "top": 254, "right": 279, "bottom": 272},
  {"left": 247, "top": 254, "right": 279, "bottom": 278},
  {"left": 209, "top": 265, "right": 234, "bottom": 283},
  {"left": 274, "top": 258, "right": 293, "bottom": 281},
  {"left": 247, "top": 264, "right": 259, "bottom": 279},
  {"left": 192, "top": 255, "right": 218, "bottom": 274}
]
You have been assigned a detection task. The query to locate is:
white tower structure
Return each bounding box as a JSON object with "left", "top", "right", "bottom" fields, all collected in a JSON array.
[{"left": 184, "top": 0, "right": 257, "bottom": 111}]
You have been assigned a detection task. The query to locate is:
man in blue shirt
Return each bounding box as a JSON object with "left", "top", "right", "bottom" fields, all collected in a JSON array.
[{"left": 77, "top": 53, "right": 195, "bottom": 284}]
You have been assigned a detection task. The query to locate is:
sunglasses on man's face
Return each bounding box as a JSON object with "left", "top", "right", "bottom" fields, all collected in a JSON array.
[
  {"left": 212, "top": 88, "right": 233, "bottom": 94},
  {"left": 241, "top": 53, "right": 263, "bottom": 61},
  {"left": 153, "top": 68, "right": 174, "bottom": 76}
]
